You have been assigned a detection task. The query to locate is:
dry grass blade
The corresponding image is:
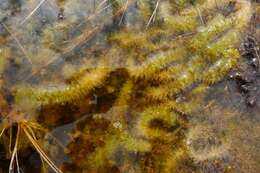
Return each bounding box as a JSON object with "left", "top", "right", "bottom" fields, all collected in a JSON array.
[
  {"left": 22, "top": 124, "right": 63, "bottom": 173},
  {"left": 25, "top": 123, "right": 48, "bottom": 173},
  {"left": 26, "top": 122, "right": 67, "bottom": 151},
  {"left": 195, "top": 6, "right": 205, "bottom": 25},
  {"left": 146, "top": 0, "right": 161, "bottom": 29},
  {"left": 1, "top": 22, "right": 32, "bottom": 66},
  {"left": 119, "top": 0, "right": 129, "bottom": 25},
  {"left": 25, "top": 124, "right": 47, "bottom": 173},
  {"left": 98, "top": 0, "right": 108, "bottom": 9},
  {"left": 26, "top": 122, "right": 47, "bottom": 132},
  {"left": 9, "top": 125, "right": 20, "bottom": 173},
  {"left": 21, "top": 0, "right": 135, "bottom": 82},
  {"left": 20, "top": 0, "right": 48, "bottom": 25},
  {"left": 0, "top": 127, "right": 5, "bottom": 139},
  {"left": 9, "top": 126, "right": 12, "bottom": 154},
  {"left": 15, "top": 152, "right": 21, "bottom": 173}
]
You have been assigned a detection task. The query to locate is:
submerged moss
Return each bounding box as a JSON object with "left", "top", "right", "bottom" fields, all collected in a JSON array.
[{"left": 0, "top": 0, "right": 256, "bottom": 172}]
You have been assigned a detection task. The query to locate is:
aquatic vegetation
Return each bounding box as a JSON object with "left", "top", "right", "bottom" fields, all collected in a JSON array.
[
  {"left": 0, "top": 0, "right": 255, "bottom": 172},
  {"left": 186, "top": 124, "right": 230, "bottom": 161}
]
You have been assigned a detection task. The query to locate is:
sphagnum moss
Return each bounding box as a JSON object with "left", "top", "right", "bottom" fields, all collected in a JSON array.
[{"left": 0, "top": 0, "right": 253, "bottom": 172}]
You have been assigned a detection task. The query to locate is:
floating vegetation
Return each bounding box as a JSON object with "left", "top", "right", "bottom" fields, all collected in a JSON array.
[{"left": 0, "top": 0, "right": 259, "bottom": 173}]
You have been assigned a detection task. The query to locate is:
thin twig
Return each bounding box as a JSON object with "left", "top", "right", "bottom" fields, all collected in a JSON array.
[
  {"left": 25, "top": 123, "right": 47, "bottom": 173},
  {"left": 9, "top": 126, "right": 12, "bottom": 154}
]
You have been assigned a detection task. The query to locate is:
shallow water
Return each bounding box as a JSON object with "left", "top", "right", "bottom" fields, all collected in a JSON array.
[{"left": 0, "top": 0, "right": 259, "bottom": 173}]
